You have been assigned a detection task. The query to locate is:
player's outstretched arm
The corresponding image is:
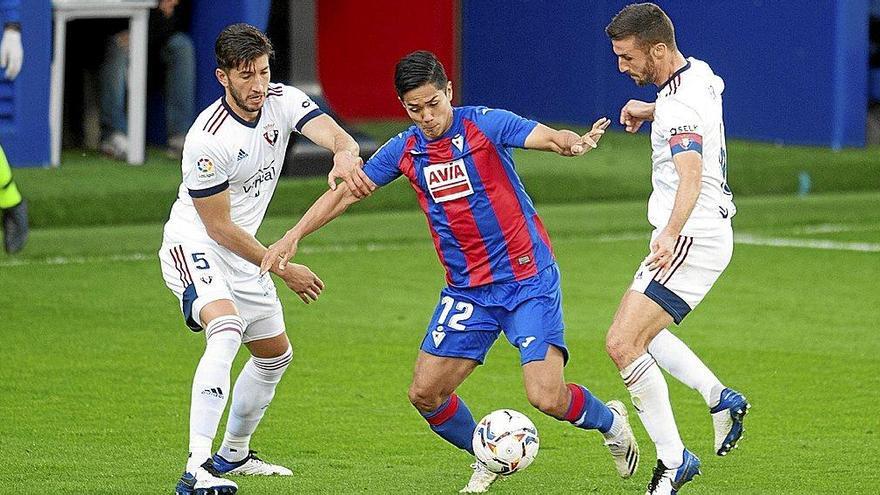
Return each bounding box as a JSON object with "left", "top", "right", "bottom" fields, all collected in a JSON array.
[
  {"left": 193, "top": 189, "right": 326, "bottom": 303},
  {"left": 300, "top": 114, "right": 374, "bottom": 198},
  {"left": 524, "top": 117, "right": 610, "bottom": 156},
  {"left": 260, "top": 184, "right": 367, "bottom": 274}
]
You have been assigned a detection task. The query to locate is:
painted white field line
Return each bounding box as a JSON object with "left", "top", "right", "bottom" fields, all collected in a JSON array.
[
  {"left": 735, "top": 234, "right": 880, "bottom": 252},
  {"left": 792, "top": 223, "right": 880, "bottom": 234},
  {"left": 1, "top": 231, "right": 875, "bottom": 268}
]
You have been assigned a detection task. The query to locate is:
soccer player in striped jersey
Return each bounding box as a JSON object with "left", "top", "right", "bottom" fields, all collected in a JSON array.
[
  {"left": 159, "top": 24, "right": 371, "bottom": 495},
  {"left": 605, "top": 4, "right": 750, "bottom": 494},
  {"left": 262, "top": 51, "right": 640, "bottom": 493}
]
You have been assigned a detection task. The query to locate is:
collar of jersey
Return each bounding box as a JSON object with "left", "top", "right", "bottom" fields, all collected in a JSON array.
[
  {"left": 221, "top": 96, "right": 262, "bottom": 128},
  {"left": 657, "top": 59, "right": 691, "bottom": 94}
]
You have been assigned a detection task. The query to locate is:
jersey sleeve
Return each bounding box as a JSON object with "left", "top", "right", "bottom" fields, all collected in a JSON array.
[
  {"left": 282, "top": 85, "right": 324, "bottom": 134},
  {"left": 471, "top": 107, "right": 539, "bottom": 148},
  {"left": 662, "top": 98, "right": 704, "bottom": 157},
  {"left": 362, "top": 133, "right": 407, "bottom": 187},
  {"left": 182, "top": 134, "right": 232, "bottom": 198}
]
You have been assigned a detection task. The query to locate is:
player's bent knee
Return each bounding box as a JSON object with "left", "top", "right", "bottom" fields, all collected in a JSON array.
[
  {"left": 408, "top": 385, "right": 444, "bottom": 413},
  {"left": 605, "top": 331, "right": 631, "bottom": 362},
  {"left": 526, "top": 388, "right": 568, "bottom": 418}
]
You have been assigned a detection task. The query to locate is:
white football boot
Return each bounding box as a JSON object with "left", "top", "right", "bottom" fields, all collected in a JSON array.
[
  {"left": 211, "top": 451, "right": 293, "bottom": 476},
  {"left": 604, "top": 400, "right": 640, "bottom": 478},
  {"left": 459, "top": 462, "right": 499, "bottom": 493},
  {"left": 710, "top": 388, "right": 750, "bottom": 456},
  {"left": 175, "top": 461, "right": 238, "bottom": 495}
]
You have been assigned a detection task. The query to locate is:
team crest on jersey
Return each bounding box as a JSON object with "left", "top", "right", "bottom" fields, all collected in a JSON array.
[
  {"left": 424, "top": 159, "right": 474, "bottom": 203},
  {"left": 452, "top": 134, "right": 464, "bottom": 151},
  {"left": 196, "top": 157, "right": 216, "bottom": 181},
  {"left": 263, "top": 122, "right": 279, "bottom": 146}
]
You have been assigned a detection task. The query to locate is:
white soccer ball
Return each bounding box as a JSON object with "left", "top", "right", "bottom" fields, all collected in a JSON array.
[{"left": 472, "top": 409, "right": 539, "bottom": 475}]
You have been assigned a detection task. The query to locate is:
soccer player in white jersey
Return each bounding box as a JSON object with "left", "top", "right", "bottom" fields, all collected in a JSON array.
[
  {"left": 604, "top": 4, "right": 750, "bottom": 494},
  {"left": 159, "top": 24, "right": 372, "bottom": 495}
]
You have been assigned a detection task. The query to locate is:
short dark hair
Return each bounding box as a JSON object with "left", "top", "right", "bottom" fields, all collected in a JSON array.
[
  {"left": 394, "top": 50, "right": 448, "bottom": 98},
  {"left": 215, "top": 23, "right": 274, "bottom": 71},
  {"left": 605, "top": 3, "right": 676, "bottom": 51}
]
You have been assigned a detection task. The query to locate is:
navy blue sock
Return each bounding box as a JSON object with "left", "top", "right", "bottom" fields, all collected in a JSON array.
[
  {"left": 563, "top": 383, "right": 614, "bottom": 433},
  {"left": 422, "top": 394, "right": 477, "bottom": 454}
]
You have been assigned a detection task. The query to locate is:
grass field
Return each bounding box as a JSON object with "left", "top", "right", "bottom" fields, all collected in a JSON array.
[{"left": 1, "top": 190, "right": 878, "bottom": 493}]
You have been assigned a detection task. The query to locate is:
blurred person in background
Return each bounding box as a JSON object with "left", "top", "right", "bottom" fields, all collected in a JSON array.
[
  {"left": 0, "top": 0, "right": 27, "bottom": 253},
  {"left": 99, "top": 0, "right": 194, "bottom": 161},
  {"left": 868, "top": 0, "right": 880, "bottom": 143}
]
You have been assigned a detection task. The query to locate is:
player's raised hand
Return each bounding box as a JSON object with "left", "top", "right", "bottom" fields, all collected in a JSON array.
[
  {"left": 260, "top": 232, "right": 299, "bottom": 275},
  {"left": 279, "top": 262, "right": 325, "bottom": 304},
  {"left": 571, "top": 117, "right": 611, "bottom": 155},
  {"left": 645, "top": 229, "right": 677, "bottom": 277},
  {"left": 328, "top": 150, "right": 373, "bottom": 198},
  {"left": 620, "top": 99, "right": 655, "bottom": 134}
]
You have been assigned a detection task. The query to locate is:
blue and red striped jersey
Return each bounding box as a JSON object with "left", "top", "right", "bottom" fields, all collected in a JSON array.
[{"left": 363, "top": 106, "right": 555, "bottom": 288}]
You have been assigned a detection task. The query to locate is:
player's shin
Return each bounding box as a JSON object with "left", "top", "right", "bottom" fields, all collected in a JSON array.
[
  {"left": 648, "top": 329, "right": 725, "bottom": 407},
  {"left": 422, "top": 394, "right": 477, "bottom": 454},
  {"left": 622, "top": 353, "right": 685, "bottom": 468},
  {"left": 562, "top": 383, "right": 619, "bottom": 437},
  {"left": 218, "top": 345, "right": 293, "bottom": 462},
  {"left": 188, "top": 315, "right": 244, "bottom": 473}
]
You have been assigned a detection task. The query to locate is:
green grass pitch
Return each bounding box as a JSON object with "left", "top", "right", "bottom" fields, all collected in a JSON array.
[{"left": 1, "top": 191, "right": 878, "bottom": 493}]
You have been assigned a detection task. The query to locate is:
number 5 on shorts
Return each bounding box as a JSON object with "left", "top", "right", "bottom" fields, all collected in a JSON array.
[
  {"left": 437, "top": 296, "right": 474, "bottom": 331},
  {"left": 191, "top": 252, "right": 210, "bottom": 270}
]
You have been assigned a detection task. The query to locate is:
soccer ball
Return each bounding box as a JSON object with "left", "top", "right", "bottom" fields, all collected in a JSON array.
[{"left": 472, "top": 409, "right": 539, "bottom": 475}]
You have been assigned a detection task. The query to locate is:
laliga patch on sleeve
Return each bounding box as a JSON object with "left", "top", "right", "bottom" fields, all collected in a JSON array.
[{"left": 196, "top": 156, "right": 216, "bottom": 181}]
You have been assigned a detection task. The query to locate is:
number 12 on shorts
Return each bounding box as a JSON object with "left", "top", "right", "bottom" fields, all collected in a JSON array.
[{"left": 437, "top": 296, "right": 473, "bottom": 331}]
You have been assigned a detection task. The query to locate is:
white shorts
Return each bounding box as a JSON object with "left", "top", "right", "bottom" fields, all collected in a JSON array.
[
  {"left": 159, "top": 241, "right": 285, "bottom": 343},
  {"left": 630, "top": 228, "right": 733, "bottom": 324}
]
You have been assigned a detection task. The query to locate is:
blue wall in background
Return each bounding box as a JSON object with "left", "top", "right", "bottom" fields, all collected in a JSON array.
[
  {"left": 1, "top": 0, "right": 51, "bottom": 166},
  {"left": 461, "top": 0, "right": 869, "bottom": 148}
]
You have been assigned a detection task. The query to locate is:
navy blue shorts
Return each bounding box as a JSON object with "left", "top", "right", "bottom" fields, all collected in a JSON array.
[{"left": 420, "top": 264, "right": 568, "bottom": 366}]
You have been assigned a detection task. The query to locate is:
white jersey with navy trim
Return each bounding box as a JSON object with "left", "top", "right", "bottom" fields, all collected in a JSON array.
[
  {"left": 162, "top": 83, "right": 321, "bottom": 265},
  {"left": 650, "top": 57, "right": 735, "bottom": 237}
]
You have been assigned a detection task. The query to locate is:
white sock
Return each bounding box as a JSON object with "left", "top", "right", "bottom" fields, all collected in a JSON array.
[
  {"left": 649, "top": 329, "right": 725, "bottom": 407},
  {"left": 186, "top": 315, "right": 244, "bottom": 473},
  {"left": 604, "top": 412, "right": 625, "bottom": 439},
  {"left": 218, "top": 345, "right": 293, "bottom": 462},
  {"left": 622, "top": 353, "right": 685, "bottom": 468}
]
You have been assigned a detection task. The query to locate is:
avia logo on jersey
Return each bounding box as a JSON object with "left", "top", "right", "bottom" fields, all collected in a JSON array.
[
  {"left": 424, "top": 159, "right": 474, "bottom": 203},
  {"left": 243, "top": 159, "right": 277, "bottom": 197},
  {"left": 263, "top": 122, "right": 279, "bottom": 146},
  {"left": 196, "top": 157, "right": 216, "bottom": 181}
]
